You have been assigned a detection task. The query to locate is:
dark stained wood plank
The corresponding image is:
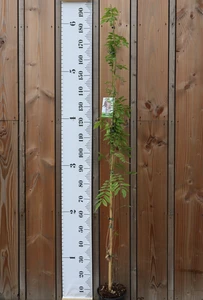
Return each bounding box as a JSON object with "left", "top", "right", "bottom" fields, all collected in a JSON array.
[
  {"left": 168, "top": 0, "right": 176, "bottom": 299},
  {"left": 25, "top": 1, "right": 55, "bottom": 299},
  {"left": 0, "top": 121, "right": 18, "bottom": 299},
  {"left": 0, "top": 0, "right": 18, "bottom": 121},
  {"left": 137, "top": 0, "right": 168, "bottom": 121},
  {"left": 100, "top": 0, "right": 130, "bottom": 295},
  {"left": 0, "top": 1, "right": 18, "bottom": 299},
  {"left": 92, "top": 0, "right": 100, "bottom": 298},
  {"left": 137, "top": 121, "right": 167, "bottom": 300},
  {"left": 130, "top": 0, "right": 138, "bottom": 298},
  {"left": 19, "top": 0, "right": 26, "bottom": 299},
  {"left": 175, "top": 1, "right": 203, "bottom": 299}
]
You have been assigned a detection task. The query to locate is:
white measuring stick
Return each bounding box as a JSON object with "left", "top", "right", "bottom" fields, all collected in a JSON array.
[{"left": 61, "top": 2, "right": 93, "bottom": 299}]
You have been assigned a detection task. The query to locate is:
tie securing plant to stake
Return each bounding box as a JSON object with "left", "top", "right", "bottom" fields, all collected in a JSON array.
[{"left": 95, "top": 6, "right": 131, "bottom": 300}]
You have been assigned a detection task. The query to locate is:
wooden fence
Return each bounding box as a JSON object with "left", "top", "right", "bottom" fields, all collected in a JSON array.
[{"left": 0, "top": 0, "right": 203, "bottom": 299}]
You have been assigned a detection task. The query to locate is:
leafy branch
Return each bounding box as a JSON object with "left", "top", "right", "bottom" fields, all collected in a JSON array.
[{"left": 94, "top": 6, "right": 130, "bottom": 210}]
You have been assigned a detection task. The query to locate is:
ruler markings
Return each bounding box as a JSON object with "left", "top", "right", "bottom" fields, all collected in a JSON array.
[{"left": 61, "top": 1, "right": 93, "bottom": 299}]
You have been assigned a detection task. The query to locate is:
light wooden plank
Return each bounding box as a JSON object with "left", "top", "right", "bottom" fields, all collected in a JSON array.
[
  {"left": 0, "top": 0, "right": 18, "bottom": 121},
  {"left": 25, "top": 1, "right": 55, "bottom": 299},
  {"left": 0, "top": 121, "right": 18, "bottom": 300},
  {"left": 130, "top": 0, "right": 137, "bottom": 298},
  {"left": 92, "top": 0, "right": 100, "bottom": 298},
  {"left": 168, "top": 0, "right": 176, "bottom": 299},
  {"left": 175, "top": 1, "right": 203, "bottom": 299},
  {"left": 100, "top": 0, "right": 130, "bottom": 296},
  {"left": 19, "top": 0, "right": 26, "bottom": 299},
  {"left": 137, "top": 1, "right": 169, "bottom": 298},
  {"left": 137, "top": 121, "right": 167, "bottom": 300},
  {"left": 137, "top": 0, "right": 168, "bottom": 121}
]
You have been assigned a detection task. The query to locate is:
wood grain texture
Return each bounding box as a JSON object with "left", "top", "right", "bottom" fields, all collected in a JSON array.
[
  {"left": 100, "top": 0, "right": 130, "bottom": 295},
  {"left": 0, "top": 0, "right": 18, "bottom": 121},
  {"left": 137, "top": 0, "right": 168, "bottom": 121},
  {"left": 19, "top": 0, "right": 26, "bottom": 299},
  {"left": 137, "top": 121, "right": 167, "bottom": 300},
  {"left": 25, "top": 1, "right": 55, "bottom": 299},
  {"left": 93, "top": 0, "right": 100, "bottom": 298},
  {"left": 0, "top": 1, "right": 18, "bottom": 299},
  {"left": 0, "top": 121, "right": 18, "bottom": 299},
  {"left": 130, "top": 0, "right": 137, "bottom": 298},
  {"left": 137, "top": 1, "right": 168, "bottom": 298},
  {"left": 175, "top": 1, "right": 203, "bottom": 299},
  {"left": 168, "top": 0, "right": 176, "bottom": 299}
]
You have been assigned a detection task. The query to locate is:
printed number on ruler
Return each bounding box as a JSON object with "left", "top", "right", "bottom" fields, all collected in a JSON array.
[{"left": 61, "top": 2, "right": 92, "bottom": 299}]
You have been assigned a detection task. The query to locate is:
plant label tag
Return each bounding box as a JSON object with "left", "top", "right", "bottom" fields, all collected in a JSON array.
[{"left": 102, "top": 97, "right": 114, "bottom": 118}]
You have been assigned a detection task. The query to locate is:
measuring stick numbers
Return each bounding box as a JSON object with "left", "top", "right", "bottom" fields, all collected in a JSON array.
[{"left": 61, "top": 1, "right": 93, "bottom": 299}]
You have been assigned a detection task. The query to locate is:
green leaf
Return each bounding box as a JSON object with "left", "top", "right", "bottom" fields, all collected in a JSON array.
[
  {"left": 94, "top": 121, "right": 101, "bottom": 129},
  {"left": 128, "top": 171, "right": 137, "bottom": 175},
  {"left": 104, "top": 195, "right": 110, "bottom": 203},
  {"left": 121, "top": 189, "right": 127, "bottom": 198},
  {"left": 102, "top": 200, "right": 108, "bottom": 207},
  {"left": 114, "top": 152, "right": 126, "bottom": 163},
  {"left": 95, "top": 202, "right": 101, "bottom": 211},
  {"left": 115, "top": 187, "right": 121, "bottom": 196}
]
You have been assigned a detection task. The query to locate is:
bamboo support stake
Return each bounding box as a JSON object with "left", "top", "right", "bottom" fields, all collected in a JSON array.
[
  {"left": 108, "top": 204, "right": 113, "bottom": 291},
  {"left": 108, "top": 155, "right": 115, "bottom": 291}
]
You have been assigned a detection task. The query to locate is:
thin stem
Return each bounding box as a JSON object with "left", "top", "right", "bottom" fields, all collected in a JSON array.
[
  {"left": 107, "top": 15, "right": 117, "bottom": 292},
  {"left": 111, "top": 24, "right": 117, "bottom": 100},
  {"left": 108, "top": 154, "right": 114, "bottom": 291}
]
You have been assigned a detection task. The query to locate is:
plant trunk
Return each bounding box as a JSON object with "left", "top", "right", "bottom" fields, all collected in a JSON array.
[
  {"left": 108, "top": 201, "right": 113, "bottom": 291},
  {"left": 108, "top": 155, "right": 114, "bottom": 291}
]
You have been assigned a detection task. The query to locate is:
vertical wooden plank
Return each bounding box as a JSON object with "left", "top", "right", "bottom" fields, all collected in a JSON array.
[
  {"left": 0, "top": 0, "right": 18, "bottom": 121},
  {"left": 25, "top": 1, "right": 55, "bottom": 299},
  {"left": 93, "top": 0, "right": 100, "bottom": 298},
  {"left": 137, "top": 1, "right": 168, "bottom": 121},
  {"left": 19, "top": 0, "right": 26, "bottom": 299},
  {"left": 137, "top": 0, "right": 168, "bottom": 299},
  {"left": 0, "top": 1, "right": 18, "bottom": 299},
  {"left": 137, "top": 121, "right": 167, "bottom": 300},
  {"left": 100, "top": 0, "right": 130, "bottom": 295},
  {"left": 175, "top": 1, "right": 203, "bottom": 299},
  {"left": 0, "top": 122, "right": 18, "bottom": 300},
  {"left": 130, "top": 0, "right": 137, "bottom": 299},
  {"left": 56, "top": 0, "right": 62, "bottom": 299},
  {"left": 168, "top": 0, "right": 176, "bottom": 299}
]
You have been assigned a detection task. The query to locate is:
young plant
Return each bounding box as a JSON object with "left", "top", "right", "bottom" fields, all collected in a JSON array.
[{"left": 95, "top": 6, "right": 130, "bottom": 294}]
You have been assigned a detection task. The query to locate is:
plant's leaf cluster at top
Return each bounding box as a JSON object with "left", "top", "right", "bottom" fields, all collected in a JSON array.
[
  {"left": 94, "top": 6, "right": 131, "bottom": 209},
  {"left": 100, "top": 6, "right": 119, "bottom": 27}
]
